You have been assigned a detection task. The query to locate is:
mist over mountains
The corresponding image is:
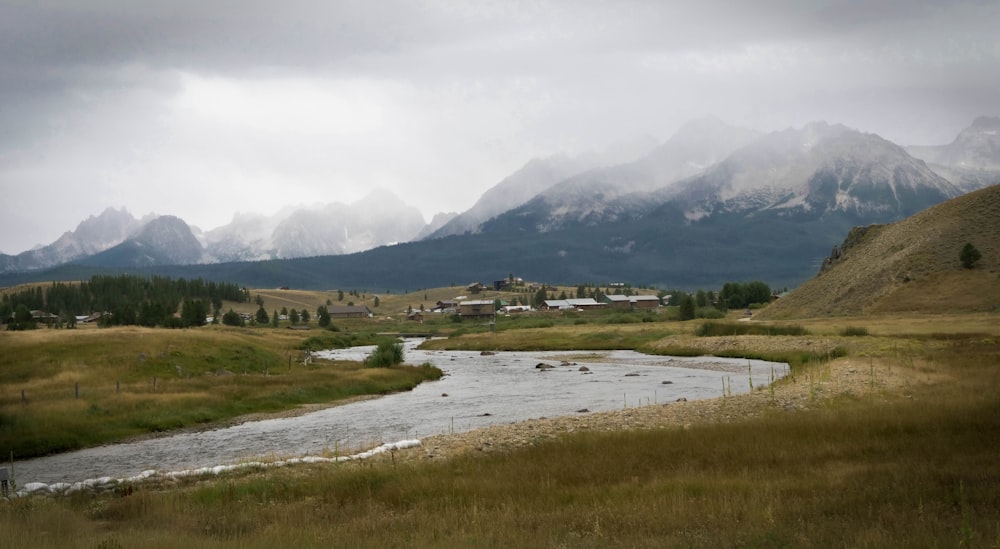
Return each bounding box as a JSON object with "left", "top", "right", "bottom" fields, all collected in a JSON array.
[
  {"left": 2, "top": 116, "right": 997, "bottom": 290},
  {"left": 906, "top": 116, "right": 1000, "bottom": 192}
]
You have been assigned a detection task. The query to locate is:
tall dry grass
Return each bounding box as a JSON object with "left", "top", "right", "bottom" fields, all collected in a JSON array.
[{"left": 0, "top": 319, "right": 997, "bottom": 547}]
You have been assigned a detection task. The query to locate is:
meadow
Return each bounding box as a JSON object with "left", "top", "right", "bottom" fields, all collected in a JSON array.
[
  {"left": 0, "top": 310, "right": 997, "bottom": 547},
  {"left": 0, "top": 325, "right": 441, "bottom": 459}
]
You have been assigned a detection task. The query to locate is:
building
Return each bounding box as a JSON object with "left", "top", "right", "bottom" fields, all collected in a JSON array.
[
  {"left": 630, "top": 295, "right": 662, "bottom": 309},
  {"left": 466, "top": 282, "right": 489, "bottom": 294},
  {"left": 602, "top": 294, "right": 632, "bottom": 310},
  {"left": 30, "top": 310, "right": 59, "bottom": 324},
  {"left": 543, "top": 298, "right": 604, "bottom": 310},
  {"left": 406, "top": 310, "right": 424, "bottom": 322},
  {"left": 77, "top": 312, "right": 106, "bottom": 324},
  {"left": 601, "top": 294, "right": 661, "bottom": 310},
  {"left": 431, "top": 300, "right": 460, "bottom": 313},
  {"left": 327, "top": 305, "right": 373, "bottom": 319},
  {"left": 459, "top": 299, "right": 495, "bottom": 318}
]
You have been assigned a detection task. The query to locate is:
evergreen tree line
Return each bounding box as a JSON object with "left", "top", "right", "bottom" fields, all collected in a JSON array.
[
  {"left": 659, "top": 281, "right": 773, "bottom": 321},
  {"left": 2, "top": 274, "right": 249, "bottom": 329},
  {"left": 716, "top": 281, "right": 773, "bottom": 309}
]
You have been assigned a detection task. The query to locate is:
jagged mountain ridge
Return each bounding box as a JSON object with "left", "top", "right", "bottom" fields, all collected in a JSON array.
[
  {"left": 271, "top": 190, "right": 426, "bottom": 257},
  {"left": 906, "top": 115, "right": 1000, "bottom": 192},
  {"left": 908, "top": 116, "right": 1000, "bottom": 169},
  {"left": 200, "top": 209, "right": 291, "bottom": 263},
  {"left": 490, "top": 121, "right": 958, "bottom": 237},
  {"left": 428, "top": 133, "right": 662, "bottom": 239},
  {"left": 473, "top": 117, "right": 762, "bottom": 233},
  {"left": 427, "top": 153, "right": 602, "bottom": 238},
  {"left": 77, "top": 215, "right": 204, "bottom": 268},
  {"left": 203, "top": 189, "right": 428, "bottom": 261},
  {"left": 1, "top": 189, "right": 430, "bottom": 271},
  {"left": 671, "top": 122, "right": 961, "bottom": 221},
  {"left": 0, "top": 207, "right": 141, "bottom": 273},
  {"left": 2, "top": 116, "right": 995, "bottom": 285},
  {"left": 0, "top": 118, "right": 759, "bottom": 271}
]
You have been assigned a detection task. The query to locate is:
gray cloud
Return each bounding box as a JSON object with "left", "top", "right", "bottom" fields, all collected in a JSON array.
[{"left": 1, "top": 0, "right": 998, "bottom": 254}]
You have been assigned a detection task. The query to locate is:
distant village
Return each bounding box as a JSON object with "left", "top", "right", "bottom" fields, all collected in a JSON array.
[
  {"left": 399, "top": 276, "right": 668, "bottom": 322},
  {"left": 5, "top": 273, "right": 700, "bottom": 329}
]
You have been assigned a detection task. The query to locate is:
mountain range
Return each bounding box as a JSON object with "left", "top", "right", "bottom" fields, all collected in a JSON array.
[{"left": 2, "top": 116, "right": 998, "bottom": 291}]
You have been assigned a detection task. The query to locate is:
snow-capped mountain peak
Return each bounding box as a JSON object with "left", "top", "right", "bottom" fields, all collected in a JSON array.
[{"left": 672, "top": 122, "right": 960, "bottom": 219}]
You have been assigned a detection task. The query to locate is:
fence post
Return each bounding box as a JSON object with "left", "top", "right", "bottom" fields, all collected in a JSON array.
[
  {"left": 20, "top": 390, "right": 25, "bottom": 406},
  {"left": 153, "top": 376, "right": 157, "bottom": 391},
  {"left": 116, "top": 380, "right": 120, "bottom": 394},
  {"left": 75, "top": 382, "right": 79, "bottom": 399}
]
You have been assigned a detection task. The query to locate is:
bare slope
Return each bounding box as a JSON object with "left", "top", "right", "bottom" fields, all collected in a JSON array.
[{"left": 758, "top": 184, "right": 1000, "bottom": 319}]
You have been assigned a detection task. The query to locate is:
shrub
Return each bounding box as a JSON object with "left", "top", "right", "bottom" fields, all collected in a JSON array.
[
  {"left": 221, "top": 309, "right": 243, "bottom": 327},
  {"left": 364, "top": 340, "right": 404, "bottom": 368},
  {"left": 695, "top": 307, "right": 726, "bottom": 319},
  {"left": 299, "top": 333, "right": 357, "bottom": 351},
  {"left": 839, "top": 326, "right": 869, "bottom": 337},
  {"left": 695, "top": 321, "right": 809, "bottom": 337}
]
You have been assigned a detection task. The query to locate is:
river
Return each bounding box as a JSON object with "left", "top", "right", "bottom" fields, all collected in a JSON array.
[{"left": 14, "top": 340, "right": 787, "bottom": 485}]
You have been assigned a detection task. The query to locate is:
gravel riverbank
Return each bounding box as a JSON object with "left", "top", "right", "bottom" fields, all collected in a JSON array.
[{"left": 385, "top": 336, "right": 911, "bottom": 464}]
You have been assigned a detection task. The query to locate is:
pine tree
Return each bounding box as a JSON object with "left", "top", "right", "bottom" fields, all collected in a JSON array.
[
  {"left": 255, "top": 306, "right": 269, "bottom": 325},
  {"left": 533, "top": 287, "right": 548, "bottom": 307},
  {"left": 679, "top": 294, "right": 696, "bottom": 321},
  {"left": 960, "top": 242, "right": 982, "bottom": 269}
]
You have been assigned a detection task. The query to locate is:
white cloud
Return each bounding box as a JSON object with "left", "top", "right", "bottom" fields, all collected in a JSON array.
[{"left": 173, "top": 74, "right": 388, "bottom": 136}]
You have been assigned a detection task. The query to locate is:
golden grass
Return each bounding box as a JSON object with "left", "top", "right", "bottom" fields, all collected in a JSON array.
[
  {"left": 422, "top": 321, "right": 672, "bottom": 351},
  {"left": 1, "top": 313, "right": 997, "bottom": 547},
  {"left": 760, "top": 183, "right": 1000, "bottom": 320},
  {"left": 774, "top": 312, "right": 1000, "bottom": 337},
  {"left": 869, "top": 270, "right": 1000, "bottom": 314}
]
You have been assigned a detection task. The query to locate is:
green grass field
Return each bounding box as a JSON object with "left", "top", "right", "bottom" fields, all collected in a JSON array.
[{"left": 0, "top": 325, "right": 441, "bottom": 458}]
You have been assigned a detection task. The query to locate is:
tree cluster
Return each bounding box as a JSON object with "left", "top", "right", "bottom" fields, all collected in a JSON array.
[
  {"left": 1, "top": 274, "right": 248, "bottom": 329},
  {"left": 717, "top": 281, "right": 772, "bottom": 309}
]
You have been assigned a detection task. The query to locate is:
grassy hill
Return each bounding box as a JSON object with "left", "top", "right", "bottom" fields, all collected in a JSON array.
[{"left": 759, "top": 184, "right": 1000, "bottom": 319}]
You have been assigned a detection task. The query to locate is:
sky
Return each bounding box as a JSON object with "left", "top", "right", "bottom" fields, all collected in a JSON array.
[{"left": 1, "top": 0, "right": 998, "bottom": 255}]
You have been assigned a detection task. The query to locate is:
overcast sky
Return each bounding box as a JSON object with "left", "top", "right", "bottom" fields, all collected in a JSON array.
[{"left": 1, "top": 0, "right": 998, "bottom": 254}]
